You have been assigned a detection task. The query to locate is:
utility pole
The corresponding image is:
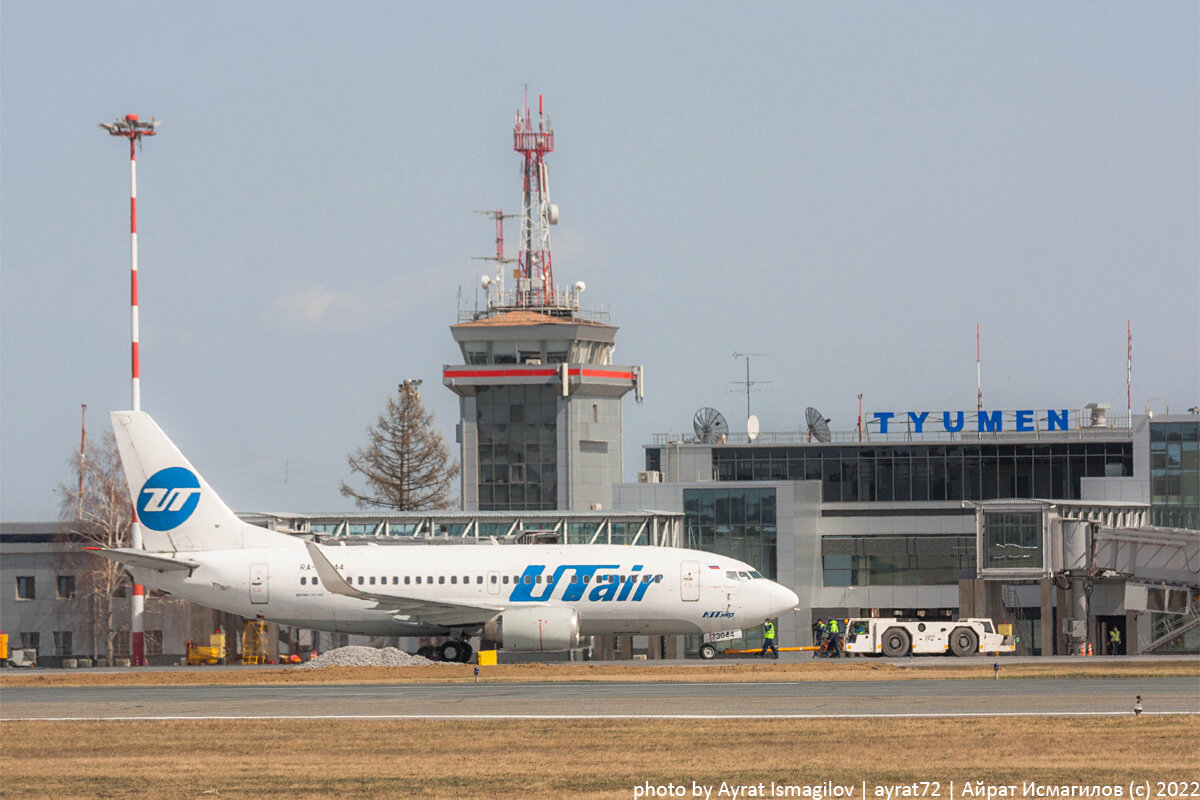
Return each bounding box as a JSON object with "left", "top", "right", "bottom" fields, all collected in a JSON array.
[{"left": 78, "top": 404, "right": 87, "bottom": 518}]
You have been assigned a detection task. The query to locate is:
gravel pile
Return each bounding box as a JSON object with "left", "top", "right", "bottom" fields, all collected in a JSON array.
[{"left": 299, "top": 645, "right": 435, "bottom": 669}]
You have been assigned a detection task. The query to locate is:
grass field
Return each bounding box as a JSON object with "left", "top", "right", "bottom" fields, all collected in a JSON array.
[
  {"left": 3, "top": 659, "right": 1197, "bottom": 688},
  {"left": 1, "top": 717, "right": 1196, "bottom": 799}
]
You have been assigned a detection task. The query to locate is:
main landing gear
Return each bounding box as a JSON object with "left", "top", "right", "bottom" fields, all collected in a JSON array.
[
  {"left": 417, "top": 637, "right": 474, "bottom": 663},
  {"left": 439, "top": 638, "right": 474, "bottom": 664}
]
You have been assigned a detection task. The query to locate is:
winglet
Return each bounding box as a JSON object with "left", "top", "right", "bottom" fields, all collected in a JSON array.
[{"left": 305, "top": 541, "right": 363, "bottom": 599}]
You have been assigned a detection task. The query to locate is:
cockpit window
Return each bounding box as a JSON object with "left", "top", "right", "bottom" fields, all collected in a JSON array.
[
  {"left": 749, "top": 570, "right": 764, "bottom": 579},
  {"left": 726, "top": 571, "right": 739, "bottom": 580},
  {"left": 738, "top": 571, "right": 751, "bottom": 581}
]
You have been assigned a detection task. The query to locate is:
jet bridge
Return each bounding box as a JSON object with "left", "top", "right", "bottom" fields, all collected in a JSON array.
[{"left": 966, "top": 500, "right": 1198, "bottom": 654}]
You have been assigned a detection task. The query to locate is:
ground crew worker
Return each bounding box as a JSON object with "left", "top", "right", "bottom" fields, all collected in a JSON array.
[
  {"left": 1108, "top": 627, "right": 1121, "bottom": 656},
  {"left": 812, "top": 618, "right": 825, "bottom": 657},
  {"left": 758, "top": 618, "right": 779, "bottom": 659},
  {"left": 826, "top": 617, "right": 842, "bottom": 658}
]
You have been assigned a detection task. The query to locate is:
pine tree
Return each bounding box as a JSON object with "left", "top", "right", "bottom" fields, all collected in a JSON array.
[{"left": 340, "top": 380, "right": 460, "bottom": 510}]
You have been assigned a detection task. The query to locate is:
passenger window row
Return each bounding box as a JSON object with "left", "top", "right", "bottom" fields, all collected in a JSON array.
[{"left": 301, "top": 573, "right": 667, "bottom": 587}]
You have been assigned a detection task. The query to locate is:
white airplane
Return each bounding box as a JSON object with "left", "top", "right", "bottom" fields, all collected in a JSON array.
[{"left": 94, "top": 410, "right": 799, "bottom": 662}]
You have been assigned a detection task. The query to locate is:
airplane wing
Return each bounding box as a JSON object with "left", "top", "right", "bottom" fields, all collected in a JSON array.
[
  {"left": 85, "top": 547, "right": 200, "bottom": 574},
  {"left": 304, "top": 541, "right": 502, "bottom": 628}
]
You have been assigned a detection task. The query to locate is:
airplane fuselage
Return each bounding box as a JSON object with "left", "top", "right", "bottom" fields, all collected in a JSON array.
[{"left": 131, "top": 541, "right": 792, "bottom": 638}]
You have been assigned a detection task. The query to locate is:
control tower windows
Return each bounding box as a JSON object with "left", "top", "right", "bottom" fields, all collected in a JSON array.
[
  {"left": 570, "top": 341, "right": 613, "bottom": 365},
  {"left": 546, "top": 341, "right": 569, "bottom": 363},
  {"left": 493, "top": 342, "right": 517, "bottom": 364},
  {"left": 463, "top": 343, "right": 488, "bottom": 364}
]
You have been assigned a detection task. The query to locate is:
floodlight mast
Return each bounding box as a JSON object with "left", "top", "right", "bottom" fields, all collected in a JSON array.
[{"left": 99, "top": 113, "right": 159, "bottom": 668}]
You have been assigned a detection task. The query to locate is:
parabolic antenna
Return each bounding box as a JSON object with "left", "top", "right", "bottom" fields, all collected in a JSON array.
[
  {"left": 693, "top": 407, "right": 729, "bottom": 444},
  {"left": 747, "top": 414, "right": 760, "bottom": 443},
  {"left": 805, "top": 407, "right": 831, "bottom": 443}
]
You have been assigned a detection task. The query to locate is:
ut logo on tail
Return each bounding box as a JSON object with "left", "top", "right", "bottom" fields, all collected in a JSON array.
[{"left": 138, "top": 467, "right": 201, "bottom": 531}]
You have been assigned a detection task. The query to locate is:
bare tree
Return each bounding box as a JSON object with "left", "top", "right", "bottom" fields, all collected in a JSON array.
[
  {"left": 340, "top": 380, "right": 460, "bottom": 510},
  {"left": 57, "top": 430, "right": 132, "bottom": 663}
]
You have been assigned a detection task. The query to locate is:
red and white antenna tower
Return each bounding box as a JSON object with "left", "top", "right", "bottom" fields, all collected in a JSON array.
[
  {"left": 513, "top": 91, "right": 558, "bottom": 307},
  {"left": 99, "top": 113, "right": 159, "bottom": 668}
]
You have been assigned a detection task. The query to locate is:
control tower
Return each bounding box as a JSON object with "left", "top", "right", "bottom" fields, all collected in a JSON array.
[{"left": 444, "top": 95, "right": 643, "bottom": 512}]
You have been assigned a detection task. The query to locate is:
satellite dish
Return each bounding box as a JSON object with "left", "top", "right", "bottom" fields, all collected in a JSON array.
[
  {"left": 693, "top": 407, "right": 729, "bottom": 444},
  {"left": 747, "top": 414, "right": 760, "bottom": 443},
  {"left": 805, "top": 407, "right": 831, "bottom": 443}
]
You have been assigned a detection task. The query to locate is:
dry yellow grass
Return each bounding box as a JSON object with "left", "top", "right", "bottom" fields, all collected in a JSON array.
[
  {"left": 2, "top": 659, "right": 1196, "bottom": 688},
  {"left": 1, "top": 717, "right": 1195, "bottom": 799}
]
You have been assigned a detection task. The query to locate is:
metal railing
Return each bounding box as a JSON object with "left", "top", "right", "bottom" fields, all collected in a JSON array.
[
  {"left": 456, "top": 289, "right": 610, "bottom": 325},
  {"left": 653, "top": 411, "right": 1135, "bottom": 446},
  {"left": 1145, "top": 603, "right": 1200, "bottom": 653}
]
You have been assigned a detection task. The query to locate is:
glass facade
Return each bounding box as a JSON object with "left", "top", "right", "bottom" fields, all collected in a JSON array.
[
  {"left": 682, "top": 488, "right": 777, "bottom": 579},
  {"left": 458, "top": 338, "right": 611, "bottom": 365},
  {"left": 1149, "top": 421, "right": 1200, "bottom": 530},
  {"left": 686, "top": 442, "right": 1134, "bottom": 502},
  {"left": 981, "top": 511, "right": 1042, "bottom": 570},
  {"left": 476, "top": 385, "right": 558, "bottom": 511},
  {"left": 821, "top": 535, "right": 976, "bottom": 586}
]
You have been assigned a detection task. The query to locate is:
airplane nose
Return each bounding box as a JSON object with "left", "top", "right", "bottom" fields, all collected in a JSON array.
[{"left": 768, "top": 582, "right": 800, "bottom": 617}]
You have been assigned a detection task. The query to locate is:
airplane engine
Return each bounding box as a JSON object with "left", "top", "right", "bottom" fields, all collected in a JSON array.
[{"left": 484, "top": 606, "right": 581, "bottom": 652}]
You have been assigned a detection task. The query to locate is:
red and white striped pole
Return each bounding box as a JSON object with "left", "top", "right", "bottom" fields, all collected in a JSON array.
[{"left": 100, "top": 114, "right": 158, "bottom": 667}]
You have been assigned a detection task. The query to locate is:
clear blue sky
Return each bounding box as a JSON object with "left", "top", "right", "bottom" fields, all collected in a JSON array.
[{"left": 3, "top": 2, "right": 1197, "bottom": 519}]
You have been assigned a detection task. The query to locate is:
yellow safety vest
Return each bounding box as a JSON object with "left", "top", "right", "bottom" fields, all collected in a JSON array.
[
  {"left": 764, "top": 622, "right": 776, "bottom": 640},
  {"left": 827, "top": 619, "right": 840, "bottom": 634}
]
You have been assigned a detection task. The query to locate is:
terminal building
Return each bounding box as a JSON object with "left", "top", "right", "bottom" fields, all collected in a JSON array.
[{"left": 615, "top": 406, "right": 1199, "bottom": 656}]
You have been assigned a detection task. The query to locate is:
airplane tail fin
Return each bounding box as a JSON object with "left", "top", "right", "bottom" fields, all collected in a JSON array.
[{"left": 110, "top": 410, "right": 289, "bottom": 552}]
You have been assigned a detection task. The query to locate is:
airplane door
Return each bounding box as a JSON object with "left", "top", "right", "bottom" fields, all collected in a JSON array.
[
  {"left": 680, "top": 561, "right": 700, "bottom": 601},
  {"left": 487, "top": 570, "right": 500, "bottom": 595},
  {"left": 250, "top": 563, "right": 269, "bottom": 605}
]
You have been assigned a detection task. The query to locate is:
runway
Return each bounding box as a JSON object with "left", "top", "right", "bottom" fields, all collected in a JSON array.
[{"left": 3, "top": 677, "right": 1197, "bottom": 720}]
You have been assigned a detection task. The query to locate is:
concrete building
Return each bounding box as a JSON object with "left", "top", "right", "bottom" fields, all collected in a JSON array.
[{"left": 1, "top": 522, "right": 201, "bottom": 666}]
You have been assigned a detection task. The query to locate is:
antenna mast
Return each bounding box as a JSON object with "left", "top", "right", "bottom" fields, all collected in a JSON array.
[
  {"left": 513, "top": 91, "right": 557, "bottom": 307},
  {"left": 474, "top": 210, "right": 517, "bottom": 309},
  {"left": 1127, "top": 320, "right": 1132, "bottom": 428},
  {"left": 976, "top": 324, "right": 983, "bottom": 411},
  {"left": 731, "top": 352, "right": 771, "bottom": 422}
]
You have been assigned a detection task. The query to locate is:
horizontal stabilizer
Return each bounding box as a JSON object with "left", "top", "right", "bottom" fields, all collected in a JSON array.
[
  {"left": 304, "top": 542, "right": 500, "bottom": 627},
  {"left": 86, "top": 547, "right": 200, "bottom": 574}
]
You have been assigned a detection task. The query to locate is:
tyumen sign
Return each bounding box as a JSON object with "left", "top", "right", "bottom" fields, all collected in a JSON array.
[{"left": 871, "top": 410, "right": 1070, "bottom": 434}]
